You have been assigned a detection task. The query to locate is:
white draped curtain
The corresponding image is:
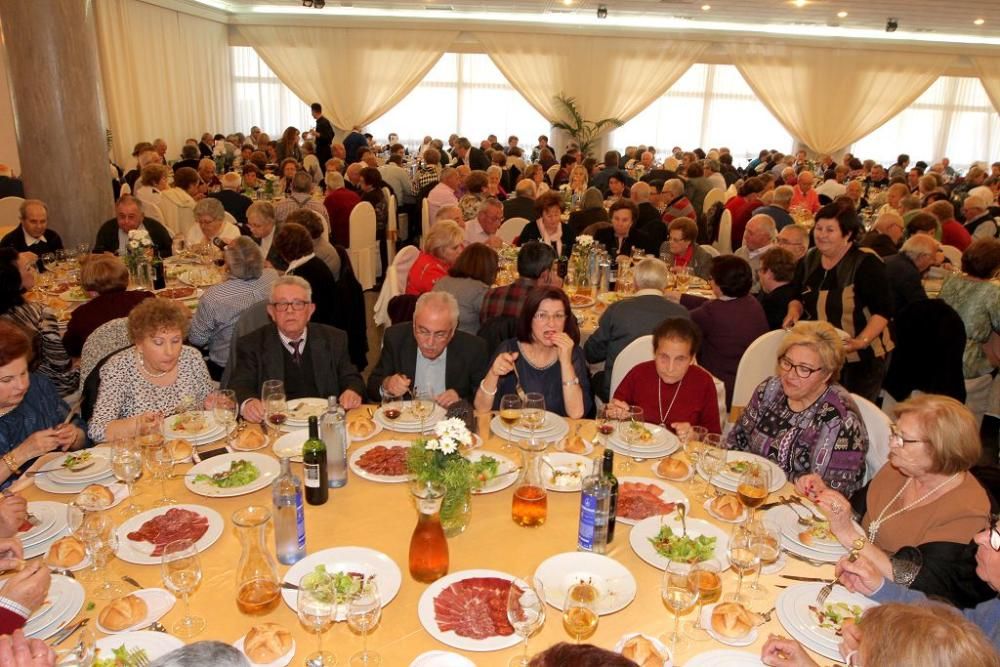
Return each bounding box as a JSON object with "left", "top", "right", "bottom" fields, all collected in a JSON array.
[
  {"left": 474, "top": 32, "right": 708, "bottom": 131},
  {"left": 94, "top": 0, "right": 233, "bottom": 166},
  {"left": 730, "top": 44, "right": 954, "bottom": 155},
  {"left": 236, "top": 26, "right": 456, "bottom": 131},
  {"left": 971, "top": 56, "right": 1000, "bottom": 116}
]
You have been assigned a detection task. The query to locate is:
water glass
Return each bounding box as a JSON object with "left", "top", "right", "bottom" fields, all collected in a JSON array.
[
  {"left": 297, "top": 579, "right": 336, "bottom": 666},
  {"left": 411, "top": 387, "right": 435, "bottom": 435},
  {"left": 727, "top": 528, "right": 760, "bottom": 604},
  {"left": 161, "top": 539, "right": 205, "bottom": 637},
  {"left": 212, "top": 389, "right": 238, "bottom": 446},
  {"left": 748, "top": 517, "right": 782, "bottom": 599},
  {"left": 618, "top": 406, "right": 645, "bottom": 473},
  {"left": 145, "top": 446, "right": 175, "bottom": 506},
  {"left": 111, "top": 440, "right": 144, "bottom": 517},
  {"left": 507, "top": 577, "right": 546, "bottom": 667},
  {"left": 90, "top": 526, "right": 124, "bottom": 600},
  {"left": 54, "top": 626, "right": 95, "bottom": 667},
  {"left": 348, "top": 580, "right": 382, "bottom": 667},
  {"left": 521, "top": 393, "right": 545, "bottom": 437}
]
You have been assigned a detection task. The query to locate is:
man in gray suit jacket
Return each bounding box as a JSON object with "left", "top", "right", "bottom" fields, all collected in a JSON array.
[
  {"left": 584, "top": 258, "right": 690, "bottom": 402},
  {"left": 367, "top": 292, "right": 488, "bottom": 406},
  {"left": 227, "top": 276, "right": 365, "bottom": 422}
]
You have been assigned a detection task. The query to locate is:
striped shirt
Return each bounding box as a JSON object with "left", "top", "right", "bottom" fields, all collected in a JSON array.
[
  {"left": 188, "top": 269, "right": 279, "bottom": 365},
  {"left": 1, "top": 302, "right": 78, "bottom": 397}
]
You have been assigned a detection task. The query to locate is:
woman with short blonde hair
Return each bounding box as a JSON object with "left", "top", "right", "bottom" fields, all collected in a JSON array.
[{"left": 406, "top": 221, "right": 465, "bottom": 296}]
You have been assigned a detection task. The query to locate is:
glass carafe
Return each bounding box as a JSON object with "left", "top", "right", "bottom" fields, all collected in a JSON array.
[
  {"left": 409, "top": 482, "right": 449, "bottom": 583},
  {"left": 512, "top": 439, "right": 548, "bottom": 527},
  {"left": 233, "top": 505, "right": 281, "bottom": 615}
]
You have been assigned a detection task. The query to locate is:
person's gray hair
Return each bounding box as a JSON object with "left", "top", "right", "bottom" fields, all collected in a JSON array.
[
  {"left": 435, "top": 205, "right": 462, "bottom": 223},
  {"left": 747, "top": 213, "right": 777, "bottom": 239},
  {"left": 439, "top": 166, "right": 458, "bottom": 182},
  {"left": 193, "top": 197, "right": 225, "bottom": 221},
  {"left": 514, "top": 179, "right": 536, "bottom": 198},
  {"left": 180, "top": 144, "right": 199, "bottom": 160},
  {"left": 270, "top": 275, "right": 312, "bottom": 302},
  {"left": 146, "top": 641, "right": 249, "bottom": 667},
  {"left": 117, "top": 194, "right": 144, "bottom": 212},
  {"left": 964, "top": 195, "right": 989, "bottom": 211},
  {"left": 582, "top": 187, "right": 603, "bottom": 210},
  {"left": 478, "top": 197, "right": 503, "bottom": 216},
  {"left": 633, "top": 257, "right": 671, "bottom": 291},
  {"left": 325, "top": 171, "right": 345, "bottom": 190},
  {"left": 415, "top": 291, "right": 459, "bottom": 328},
  {"left": 19, "top": 199, "right": 47, "bottom": 220},
  {"left": 901, "top": 234, "right": 939, "bottom": 261},
  {"left": 225, "top": 236, "right": 264, "bottom": 280},
  {"left": 247, "top": 201, "right": 275, "bottom": 224},
  {"left": 663, "top": 179, "right": 685, "bottom": 198},
  {"left": 292, "top": 171, "right": 313, "bottom": 193},
  {"left": 486, "top": 165, "right": 502, "bottom": 178},
  {"left": 631, "top": 181, "right": 651, "bottom": 203},
  {"left": 772, "top": 185, "right": 794, "bottom": 207},
  {"left": 220, "top": 172, "right": 242, "bottom": 190}
]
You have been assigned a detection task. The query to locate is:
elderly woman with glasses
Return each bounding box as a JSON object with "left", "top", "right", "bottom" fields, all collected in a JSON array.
[
  {"left": 726, "top": 320, "right": 868, "bottom": 495},
  {"left": 793, "top": 394, "right": 992, "bottom": 608}
]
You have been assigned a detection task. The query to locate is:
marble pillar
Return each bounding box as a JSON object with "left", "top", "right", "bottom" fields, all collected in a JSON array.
[{"left": 1, "top": 0, "right": 114, "bottom": 247}]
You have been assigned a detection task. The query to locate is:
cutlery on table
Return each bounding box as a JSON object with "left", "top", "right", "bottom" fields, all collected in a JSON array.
[
  {"left": 678, "top": 503, "right": 688, "bottom": 537},
  {"left": 280, "top": 581, "right": 299, "bottom": 591},
  {"left": 781, "top": 574, "right": 833, "bottom": 583},
  {"left": 756, "top": 606, "right": 776, "bottom": 625},
  {"left": 780, "top": 496, "right": 814, "bottom": 526},
  {"left": 48, "top": 618, "right": 89, "bottom": 646},
  {"left": 788, "top": 495, "right": 826, "bottom": 522},
  {"left": 122, "top": 575, "right": 143, "bottom": 589},
  {"left": 128, "top": 646, "right": 150, "bottom": 667},
  {"left": 511, "top": 365, "right": 527, "bottom": 402},
  {"left": 782, "top": 549, "right": 829, "bottom": 568},
  {"left": 0, "top": 490, "right": 39, "bottom": 526},
  {"left": 814, "top": 575, "right": 838, "bottom": 606}
]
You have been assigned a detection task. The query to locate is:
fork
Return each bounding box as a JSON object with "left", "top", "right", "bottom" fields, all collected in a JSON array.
[
  {"left": 511, "top": 365, "right": 528, "bottom": 402},
  {"left": 788, "top": 495, "right": 826, "bottom": 522},
  {"left": 128, "top": 647, "right": 150, "bottom": 666},
  {"left": 756, "top": 606, "right": 776, "bottom": 625},
  {"left": 815, "top": 575, "right": 838, "bottom": 606}
]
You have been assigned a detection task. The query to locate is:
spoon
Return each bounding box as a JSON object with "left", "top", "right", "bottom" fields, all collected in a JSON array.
[{"left": 678, "top": 503, "right": 688, "bottom": 537}]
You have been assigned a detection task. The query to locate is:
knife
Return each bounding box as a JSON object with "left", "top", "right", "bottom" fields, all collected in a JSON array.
[
  {"left": 49, "top": 617, "right": 89, "bottom": 645},
  {"left": 280, "top": 581, "right": 299, "bottom": 591},
  {"left": 781, "top": 574, "right": 834, "bottom": 583},
  {"left": 759, "top": 500, "right": 791, "bottom": 511}
]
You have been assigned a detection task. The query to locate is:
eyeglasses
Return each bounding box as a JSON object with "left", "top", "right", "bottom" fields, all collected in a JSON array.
[
  {"left": 533, "top": 312, "right": 567, "bottom": 322},
  {"left": 777, "top": 355, "right": 823, "bottom": 378},
  {"left": 270, "top": 300, "right": 309, "bottom": 311},
  {"left": 777, "top": 238, "right": 805, "bottom": 248},
  {"left": 888, "top": 423, "right": 925, "bottom": 448},
  {"left": 989, "top": 514, "right": 1000, "bottom": 551},
  {"left": 414, "top": 327, "right": 452, "bottom": 341}
]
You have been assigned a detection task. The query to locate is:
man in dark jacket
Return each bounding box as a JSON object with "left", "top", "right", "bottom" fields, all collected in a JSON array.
[
  {"left": 208, "top": 172, "right": 253, "bottom": 226},
  {"left": 93, "top": 195, "right": 172, "bottom": 258},
  {"left": 311, "top": 102, "right": 335, "bottom": 168},
  {"left": 454, "top": 137, "right": 491, "bottom": 171},
  {"left": 884, "top": 235, "right": 938, "bottom": 314}
]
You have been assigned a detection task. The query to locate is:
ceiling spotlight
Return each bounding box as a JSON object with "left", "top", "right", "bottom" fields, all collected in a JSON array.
[
  {"left": 701, "top": 4, "right": 711, "bottom": 10},
  {"left": 562, "top": 0, "right": 573, "bottom": 5},
  {"left": 886, "top": 17, "right": 898, "bottom": 32},
  {"left": 792, "top": 0, "right": 808, "bottom": 8},
  {"left": 597, "top": 4, "right": 607, "bottom": 18},
  {"left": 837, "top": 11, "right": 848, "bottom": 18},
  {"left": 975, "top": 18, "right": 985, "bottom": 25},
  {"left": 302, "top": 0, "right": 313, "bottom": 6}
]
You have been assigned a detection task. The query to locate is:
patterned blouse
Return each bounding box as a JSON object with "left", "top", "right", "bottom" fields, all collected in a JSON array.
[
  {"left": 938, "top": 273, "right": 1000, "bottom": 378},
  {"left": 87, "top": 346, "right": 212, "bottom": 443},
  {"left": 726, "top": 376, "right": 869, "bottom": 495},
  {"left": 2, "top": 302, "right": 78, "bottom": 397}
]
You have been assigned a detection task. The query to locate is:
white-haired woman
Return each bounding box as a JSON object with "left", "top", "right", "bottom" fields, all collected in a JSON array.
[{"left": 185, "top": 197, "right": 240, "bottom": 247}]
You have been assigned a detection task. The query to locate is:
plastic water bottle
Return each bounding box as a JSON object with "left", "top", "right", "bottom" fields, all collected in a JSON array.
[
  {"left": 322, "top": 396, "right": 348, "bottom": 488},
  {"left": 577, "top": 459, "right": 611, "bottom": 554},
  {"left": 272, "top": 457, "right": 306, "bottom": 565}
]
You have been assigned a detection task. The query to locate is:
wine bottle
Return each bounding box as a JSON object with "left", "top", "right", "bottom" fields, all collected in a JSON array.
[
  {"left": 602, "top": 450, "right": 619, "bottom": 543},
  {"left": 302, "top": 416, "right": 328, "bottom": 505}
]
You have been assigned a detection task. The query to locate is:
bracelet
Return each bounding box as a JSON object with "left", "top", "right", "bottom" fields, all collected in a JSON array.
[
  {"left": 2, "top": 454, "right": 19, "bottom": 475},
  {"left": 479, "top": 380, "right": 498, "bottom": 397},
  {"left": 562, "top": 376, "right": 580, "bottom": 387}
]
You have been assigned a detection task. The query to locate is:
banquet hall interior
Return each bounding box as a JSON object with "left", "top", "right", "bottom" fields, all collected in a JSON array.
[{"left": 3, "top": 0, "right": 1000, "bottom": 665}]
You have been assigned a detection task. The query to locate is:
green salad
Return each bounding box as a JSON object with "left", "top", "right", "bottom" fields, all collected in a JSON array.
[
  {"left": 648, "top": 526, "right": 717, "bottom": 564},
  {"left": 472, "top": 455, "right": 500, "bottom": 486},
  {"left": 63, "top": 451, "right": 93, "bottom": 470},
  {"left": 94, "top": 645, "right": 148, "bottom": 667},
  {"left": 810, "top": 601, "right": 864, "bottom": 635},
  {"left": 194, "top": 459, "right": 260, "bottom": 488},
  {"left": 300, "top": 564, "right": 364, "bottom": 604}
]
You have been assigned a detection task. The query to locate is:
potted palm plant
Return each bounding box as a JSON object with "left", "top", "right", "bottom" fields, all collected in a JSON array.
[{"left": 550, "top": 94, "right": 624, "bottom": 158}]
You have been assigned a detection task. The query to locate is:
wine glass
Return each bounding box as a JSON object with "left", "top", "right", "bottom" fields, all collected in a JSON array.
[
  {"left": 507, "top": 577, "right": 546, "bottom": 667},
  {"left": 261, "top": 379, "right": 284, "bottom": 403},
  {"left": 380, "top": 389, "right": 405, "bottom": 424},
  {"left": 521, "top": 393, "right": 545, "bottom": 438},
  {"left": 737, "top": 464, "right": 771, "bottom": 525},
  {"left": 111, "top": 439, "right": 144, "bottom": 517},
  {"left": 145, "top": 445, "right": 175, "bottom": 506},
  {"left": 297, "top": 577, "right": 336, "bottom": 667},
  {"left": 90, "top": 525, "right": 124, "bottom": 599},
  {"left": 661, "top": 566, "right": 699, "bottom": 654},
  {"left": 136, "top": 412, "right": 164, "bottom": 449},
  {"left": 726, "top": 528, "right": 760, "bottom": 604},
  {"left": 411, "top": 387, "right": 435, "bottom": 435},
  {"left": 65, "top": 505, "right": 109, "bottom": 584},
  {"left": 264, "top": 391, "right": 287, "bottom": 440},
  {"left": 161, "top": 539, "right": 205, "bottom": 638},
  {"left": 53, "top": 625, "right": 95, "bottom": 667},
  {"left": 561, "top": 582, "right": 599, "bottom": 644},
  {"left": 212, "top": 389, "right": 238, "bottom": 447},
  {"left": 498, "top": 394, "right": 522, "bottom": 450},
  {"left": 684, "top": 425, "right": 708, "bottom": 469},
  {"left": 618, "top": 406, "right": 645, "bottom": 473},
  {"left": 699, "top": 447, "right": 725, "bottom": 502},
  {"left": 675, "top": 265, "right": 692, "bottom": 292},
  {"left": 747, "top": 517, "right": 782, "bottom": 600},
  {"left": 171, "top": 236, "right": 187, "bottom": 258},
  {"left": 685, "top": 559, "right": 721, "bottom": 641},
  {"left": 348, "top": 579, "right": 382, "bottom": 667},
  {"left": 595, "top": 404, "right": 617, "bottom": 445},
  {"left": 40, "top": 253, "right": 56, "bottom": 274}
]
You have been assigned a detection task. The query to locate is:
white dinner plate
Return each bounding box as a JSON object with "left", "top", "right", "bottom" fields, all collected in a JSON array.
[
  {"left": 234, "top": 633, "right": 296, "bottom": 667},
  {"left": 272, "top": 429, "right": 306, "bottom": 462},
  {"left": 541, "top": 453, "right": 593, "bottom": 492},
  {"left": 284, "top": 398, "right": 328, "bottom": 426},
  {"left": 467, "top": 451, "right": 518, "bottom": 494},
  {"left": 19, "top": 502, "right": 57, "bottom": 544},
  {"left": 767, "top": 506, "right": 849, "bottom": 560},
  {"left": 616, "top": 476, "right": 689, "bottom": 526},
  {"left": 699, "top": 451, "right": 786, "bottom": 493},
  {"left": 776, "top": 583, "right": 876, "bottom": 661},
  {"left": 373, "top": 403, "right": 447, "bottom": 433},
  {"left": 534, "top": 552, "right": 637, "bottom": 615},
  {"left": 490, "top": 412, "right": 569, "bottom": 441},
  {"left": 409, "top": 651, "right": 476, "bottom": 667},
  {"left": 95, "top": 631, "right": 185, "bottom": 664},
  {"left": 184, "top": 452, "right": 281, "bottom": 498},
  {"left": 21, "top": 501, "right": 68, "bottom": 550},
  {"left": 628, "top": 515, "right": 731, "bottom": 573},
  {"left": 417, "top": 569, "right": 522, "bottom": 652},
  {"left": 33, "top": 469, "right": 117, "bottom": 494},
  {"left": 684, "top": 649, "right": 765, "bottom": 667},
  {"left": 96, "top": 589, "right": 177, "bottom": 634},
  {"left": 116, "top": 504, "right": 224, "bottom": 565},
  {"left": 23, "top": 575, "right": 84, "bottom": 639},
  {"left": 162, "top": 411, "right": 222, "bottom": 442},
  {"left": 348, "top": 441, "right": 412, "bottom": 483},
  {"left": 609, "top": 421, "right": 680, "bottom": 453},
  {"left": 46, "top": 449, "right": 113, "bottom": 484},
  {"left": 280, "top": 546, "right": 402, "bottom": 621}
]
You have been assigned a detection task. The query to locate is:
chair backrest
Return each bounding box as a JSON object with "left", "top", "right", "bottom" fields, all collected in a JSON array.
[
  {"left": 609, "top": 335, "right": 654, "bottom": 400},
  {"left": 731, "top": 329, "right": 787, "bottom": 411},
  {"left": 220, "top": 300, "right": 270, "bottom": 388},
  {"left": 476, "top": 315, "right": 518, "bottom": 359},
  {"left": 724, "top": 184, "right": 738, "bottom": 201},
  {"left": 582, "top": 221, "right": 612, "bottom": 237},
  {"left": 703, "top": 188, "right": 725, "bottom": 214},
  {"left": 497, "top": 217, "right": 530, "bottom": 244},
  {"left": 79, "top": 316, "right": 131, "bottom": 386},
  {"left": 421, "top": 198, "right": 430, "bottom": 239},
  {"left": 0, "top": 197, "right": 23, "bottom": 229},
  {"left": 851, "top": 392, "right": 891, "bottom": 484},
  {"left": 715, "top": 208, "right": 733, "bottom": 255},
  {"left": 143, "top": 201, "right": 167, "bottom": 227},
  {"left": 700, "top": 244, "right": 720, "bottom": 257},
  {"left": 709, "top": 371, "right": 728, "bottom": 431},
  {"left": 388, "top": 293, "right": 418, "bottom": 325},
  {"left": 224, "top": 211, "right": 238, "bottom": 228},
  {"left": 349, "top": 202, "right": 377, "bottom": 248},
  {"left": 372, "top": 245, "right": 421, "bottom": 328},
  {"left": 546, "top": 165, "right": 560, "bottom": 183},
  {"left": 392, "top": 245, "right": 421, "bottom": 292},
  {"left": 941, "top": 244, "right": 962, "bottom": 267},
  {"left": 507, "top": 157, "right": 526, "bottom": 173}
]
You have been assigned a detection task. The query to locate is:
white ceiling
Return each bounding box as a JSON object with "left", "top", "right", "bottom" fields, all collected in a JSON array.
[{"left": 214, "top": 0, "right": 1000, "bottom": 41}]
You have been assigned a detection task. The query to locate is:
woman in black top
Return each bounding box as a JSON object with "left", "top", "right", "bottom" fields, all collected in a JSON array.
[{"left": 517, "top": 191, "right": 577, "bottom": 259}]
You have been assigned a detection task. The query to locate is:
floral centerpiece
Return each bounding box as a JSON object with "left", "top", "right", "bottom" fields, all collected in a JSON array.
[
  {"left": 571, "top": 234, "right": 595, "bottom": 287},
  {"left": 263, "top": 173, "right": 277, "bottom": 200},
  {"left": 123, "top": 229, "right": 158, "bottom": 284},
  {"left": 407, "top": 418, "right": 500, "bottom": 537}
]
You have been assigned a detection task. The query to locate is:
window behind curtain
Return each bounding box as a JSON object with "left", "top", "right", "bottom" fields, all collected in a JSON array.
[{"left": 232, "top": 47, "right": 312, "bottom": 139}]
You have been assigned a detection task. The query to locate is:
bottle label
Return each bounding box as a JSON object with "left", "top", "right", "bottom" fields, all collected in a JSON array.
[
  {"left": 295, "top": 491, "right": 306, "bottom": 549},
  {"left": 577, "top": 492, "right": 597, "bottom": 551},
  {"left": 304, "top": 463, "right": 320, "bottom": 488}
]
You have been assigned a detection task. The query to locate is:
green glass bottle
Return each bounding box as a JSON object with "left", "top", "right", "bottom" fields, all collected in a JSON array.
[{"left": 303, "top": 416, "right": 328, "bottom": 505}]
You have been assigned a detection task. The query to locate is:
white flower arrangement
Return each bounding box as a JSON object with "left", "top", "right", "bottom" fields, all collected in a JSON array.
[
  {"left": 576, "top": 234, "right": 594, "bottom": 248},
  {"left": 127, "top": 229, "right": 152, "bottom": 246},
  {"left": 264, "top": 173, "right": 278, "bottom": 182},
  {"left": 423, "top": 417, "right": 473, "bottom": 456}
]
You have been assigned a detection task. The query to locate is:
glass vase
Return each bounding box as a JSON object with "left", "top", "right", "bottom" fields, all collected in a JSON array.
[{"left": 440, "top": 485, "right": 472, "bottom": 538}]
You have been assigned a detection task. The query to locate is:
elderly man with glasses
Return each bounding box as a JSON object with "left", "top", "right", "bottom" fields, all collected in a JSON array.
[
  {"left": 227, "top": 276, "right": 364, "bottom": 423},
  {"left": 367, "top": 292, "right": 488, "bottom": 407}
]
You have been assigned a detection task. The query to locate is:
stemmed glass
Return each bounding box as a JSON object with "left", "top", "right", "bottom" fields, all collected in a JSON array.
[
  {"left": 618, "top": 406, "right": 645, "bottom": 473},
  {"left": 727, "top": 528, "right": 761, "bottom": 604},
  {"left": 595, "top": 405, "right": 617, "bottom": 446},
  {"left": 380, "top": 389, "right": 405, "bottom": 425},
  {"left": 661, "top": 566, "right": 699, "bottom": 654},
  {"left": 507, "top": 577, "right": 546, "bottom": 667},
  {"left": 161, "top": 539, "right": 205, "bottom": 638},
  {"left": 145, "top": 446, "right": 175, "bottom": 506},
  {"left": 264, "top": 391, "right": 287, "bottom": 441},
  {"left": 297, "top": 577, "right": 336, "bottom": 667},
  {"left": 674, "top": 265, "right": 692, "bottom": 292},
  {"left": 40, "top": 253, "right": 56, "bottom": 274},
  {"left": 562, "top": 582, "right": 599, "bottom": 644},
  {"left": 498, "top": 394, "right": 523, "bottom": 450},
  {"left": 411, "top": 387, "right": 435, "bottom": 435},
  {"left": 111, "top": 439, "right": 144, "bottom": 517},
  {"left": 684, "top": 426, "right": 708, "bottom": 469},
  {"left": 737, "top": 464, "right": 771, "bottom": 526},
  {"left": 136, "top": 412, "right": 164, "bottom": 449},
  {"left": 521, "top": 393, "right": 545, "bottom": 438},
  {"left": 53, "top": 625, "right": 95, "bottom": 667},
  {"left": 699, "top": 447, "right": 725, "bottom": 502},
  {"left": 65, "top": 505, "right": 109, "bottom": 585},
  {"left": 747, "top": 517, "right": 782, "bottom": 600},
  {"left": 685, "top": 559, "right": 722, "bottom": 641},
  {"left": 90, "top": 522, "right": 124, "bottom": 599},
  {"left": 347, "top": 579, "right": 382, "bottom": 667},
  {"left": 212, "top": 389, "right": 238, "bottom": 448},
  {"left": 171, "top": 236, "right": 186, "bottom": 258}
]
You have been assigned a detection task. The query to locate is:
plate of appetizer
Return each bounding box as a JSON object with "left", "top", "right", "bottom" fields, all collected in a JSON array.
[
  {"left": 116, "top": 504, "right": 223, "bottom": 565},
  {"left": 280, "top": 546, "right": 402, "bottom": 621},
  {"left": 417, "top": 569, "right": 522, "bottom": 652},
  {"left": 184, "top": 452, "right": 280, "bottom": 498}
]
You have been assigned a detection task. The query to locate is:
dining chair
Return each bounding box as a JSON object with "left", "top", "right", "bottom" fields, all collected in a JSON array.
[
  {"left": 497, "top": 217, "right": 529, "bottom": 244},
  {"left": 347, "top": 202, "right": 378, "bottom": 290},
  {"left": 0, "top": 196, "right": 23, "bottom": 229},
  {"left": 715, "top": 209, "right": 733, "bottom": 255},
  {"left": 851, "top": 392, "right": 892, "bottom": 483},
  {"left": 729, "top": 329, "right": 788, "bottom": 421},
  {"left": 702, "top": 188, "right": 725, "bottom": 215}
]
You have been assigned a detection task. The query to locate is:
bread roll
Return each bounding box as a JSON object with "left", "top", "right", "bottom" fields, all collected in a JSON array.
[
  {"left": 620, "top": 635, "right": 665, "bottom": 667},
  {"left": 244, "top": 623, "right": 293, "bottom": 663},
  {"left": 656, "top": 457, "right": 689, "bottom": 480},
  {"left": 166, "top": 439, "right": 192, "bottom": 461},
  {"left": 99, "top": 594, "right": 148, "bottom": 632},
  {"left": 347, "top": 417, "right": 376, "bottom": 439},
  {"left": 711, "top": 494, "right": 744, "bottom": 521},
  {"left": 233, "top": 424, "right": 267, "bottom": 451},
  {"left": 76, "top": 484, "right": 115, "bottom": 510},
  {"left": 45, "top": 536, "right": 86, "bottom": 568},
  {"left": 563, "top": 435, "right": 589, "bottom": 454},
  {"left": 711, "top": 602, "right": 756, "bottom": 638}
]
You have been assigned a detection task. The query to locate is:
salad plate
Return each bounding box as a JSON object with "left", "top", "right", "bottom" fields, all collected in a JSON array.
[{"left": 629, "top": 515, "right": 730, "bottom": 573}]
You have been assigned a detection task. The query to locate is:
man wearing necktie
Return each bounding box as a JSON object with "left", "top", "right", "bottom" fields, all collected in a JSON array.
[{"left": 226, "top": 275, "right": 365, "bottom": 423}]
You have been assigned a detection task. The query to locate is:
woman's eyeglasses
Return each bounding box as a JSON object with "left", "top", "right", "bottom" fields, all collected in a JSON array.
[
  {"left": 888, "top": 424, "right": 924, "bottom": 448},
  {"left": 988, "top": 514, "right": 1000, "bottom": 551},
  {"left": 777, "top": 355, "right": 823, "bottom": 378}
]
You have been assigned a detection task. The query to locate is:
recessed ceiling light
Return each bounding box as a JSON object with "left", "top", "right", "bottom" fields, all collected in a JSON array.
[
  {"left": 837, "top": 11, "right": 848, "bottom": 18},
  {"left": 701, "top": 4, "right": 711, "bottom": 10},
  {"left": 792, "top": 0, "right": 808, "bottom": 7},
  {"left": 975, "top": 18, "right": 985, "bottom": 25},
  {"left": 562, "top": 0, "right": 573, "bottom": 5}
]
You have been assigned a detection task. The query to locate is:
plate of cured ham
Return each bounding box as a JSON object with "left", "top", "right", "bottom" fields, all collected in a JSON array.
[
  {"left": 116, "top": 505, "right": 224, "bottom": 565},
  {"left": 615, "top": 477, "right": 689, "bottom": 526},
  {"left": 417, "top": 569, "right": 523, "bottom": 652},
  {"left": 349, "top": 441, "right": 412, "bottom": 483}
]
